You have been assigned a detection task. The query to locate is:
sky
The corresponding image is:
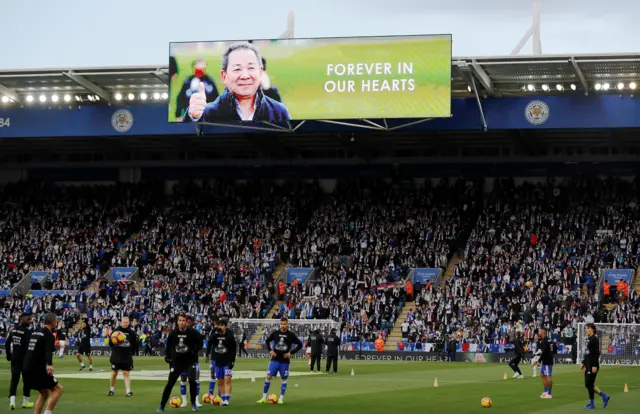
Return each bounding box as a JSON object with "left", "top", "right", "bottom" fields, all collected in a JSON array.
[{"left": 0, "top": 0, "right": 638, "bottom": 69}]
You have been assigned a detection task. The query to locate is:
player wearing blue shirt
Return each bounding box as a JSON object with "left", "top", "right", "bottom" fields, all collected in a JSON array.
[{"left": 257, "top": 318, "right": 303, "bottom": 405}]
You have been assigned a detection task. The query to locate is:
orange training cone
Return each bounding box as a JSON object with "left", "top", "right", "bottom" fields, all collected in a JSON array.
[
  {"left": 624, "top": 383, "right": 629, "bottom": 393},
  {"left": 504, "top": 372, "right": 508, "bottom": 380},
  {"left": 434, "top": 378, "right": 439, "bottom": 387}
]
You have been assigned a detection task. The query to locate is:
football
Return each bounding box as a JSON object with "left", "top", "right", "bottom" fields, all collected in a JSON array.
[
  {"left": 212, "top": 396, "right": 222, "bottom": 406},
  {"left": 169, "top": 397, "right": 182, "bottom": 408},
  {"left": 481, "top": 397, "right": 492, "bottom": 408},
  {"left": 202, "top": 393, "right": 214, "bottom": 404},
  {"left": 267, "top": 394, "right": 279, "bottom": 404},
  {"left": 110, "top": 331, "right": 126, "bottom": 345}
]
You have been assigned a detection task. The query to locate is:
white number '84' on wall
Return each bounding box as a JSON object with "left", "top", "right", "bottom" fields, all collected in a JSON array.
[{"left": 0, "top": 118, "right": 10, "bottom": 128}]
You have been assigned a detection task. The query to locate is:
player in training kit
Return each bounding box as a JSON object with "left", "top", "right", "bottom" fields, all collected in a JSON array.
[
  {"left": 179, "top": 316, "right": 203, "bottom": 407},
  {"left": 538, "top": 328, "right": 557, "bottom": 399},
  {"left": 205, "top": 317, "right": 220, "bottom": 398},
  {"left": 257, "top": 318, "right": 303, "bottom": 405},
  {"left": 158, "top": 314, "right": 202, "bottom": 412},
  {"left": 108, "top": 317, "right": 138, "bottom": 397},
  {"left": 54, "top": 325, "right": 67, "bottom": 359},
  {"left": 76, "top": 319, "right": 93, "bottom": 371},
  {"left": 530, "top": 333, "right": 542, "bottom": 377},
  {"left": 508, "top": 332, "right": 525, "bottom": 379},
  {"left": 208, "top": 318, "right": 236, "bottom": 406},
  {"left": 581, "top": 323, "right": 610, "bottom": 409},
  {"left": 6, "top": 313, "right": 34, "bottom": 410},
  {"left": 22, "top": 313, "right": 64, "bottom": 414}
]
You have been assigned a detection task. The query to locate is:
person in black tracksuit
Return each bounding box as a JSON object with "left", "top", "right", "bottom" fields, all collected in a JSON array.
[
  {"left": 22, "top": 313, "right": 63, "bottom": 413},
  {"left": 76, "top": 319, "right": 93, "bottom": 371},
  {"left": 508, "top": 333, "right": 525, "bottom": 378},
  {"left": 158, "top": 314, "right": 202, "bottom": 412},
  {"left": 108, "top": 317, "right": 138, "bottom": 397},
  {"left": 238, "top": 329, "right": 248, "bottom": 357},
  {"left": 307, "top": 330, "right": 324, "bottom": 372},
  {"left": 6, "top": 313, "right": 33, "bottom": 409},
  {"left": 581, "top": 323, "right": 610, "bottom": 409},
  {"left": 447, "top": 335, "right": 457, "bottom": 362},
  {"left": 55, "top": 326, "right": 68, "bottom": 358},
  {"left": 325, "top": 329, "right": 341, "bottom": 374}
]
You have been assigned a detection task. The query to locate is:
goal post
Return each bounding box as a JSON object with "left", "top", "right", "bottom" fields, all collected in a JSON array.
[
  {"left": 577, "top": 323, "right": 640, "bottom": 366},
  {"left": 229, "top": 318, "right": 342, "bottom": 358}
]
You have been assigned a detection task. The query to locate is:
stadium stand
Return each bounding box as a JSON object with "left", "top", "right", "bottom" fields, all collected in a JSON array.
[
  {"left": 398, "top": 177, "right": 640, "bottom": 353},
  {"left": 1, "top": 177, "right": 638, "bottom": 353}
]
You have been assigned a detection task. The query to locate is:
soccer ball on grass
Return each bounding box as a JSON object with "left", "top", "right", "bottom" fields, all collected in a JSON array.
[
  {"left": 110, "top": 331, "right": 126, "bottom": 345},
  {"left": 267, "top": 394, "right": 279, "bottom": 404},
  {"left": 169, "top": 397, "right": 182, "bottom": 408},
  {"left": 212, "top": 396, "right": 222, "bottom": 406},
  {"left": 202, "top": 393, "right": 214, "bottom": 404},
  {"left": 481, "top": 397, "right": 492, "bottom": 408}
]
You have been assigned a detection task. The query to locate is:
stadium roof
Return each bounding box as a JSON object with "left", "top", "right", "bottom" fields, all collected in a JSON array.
[{"left": 1, "top": 53, "right": 640, "bottom": 104}]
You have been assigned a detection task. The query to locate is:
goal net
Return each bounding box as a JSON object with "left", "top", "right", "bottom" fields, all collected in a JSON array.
[
  {"left": 577, "top": 323, "right": 640, "bottom": 366},
  {"left": 229, "top": 318, "right": 341, "bottom": 359}
]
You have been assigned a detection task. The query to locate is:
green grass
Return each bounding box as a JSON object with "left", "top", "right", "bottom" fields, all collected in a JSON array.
[
  {"left": 2, "top": 356, "right": 638, "bottom": 413},
  {"left": 168, "top": 37, "right": 451, "bottom": 121}
]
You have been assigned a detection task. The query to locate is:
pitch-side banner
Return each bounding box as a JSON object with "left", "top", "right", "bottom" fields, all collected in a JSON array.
[
  {"left": 2, "top": 348, "right": 613, "bottom": 365},
  {"left": 168, "top": 35, "right": 452, "bottom": 122}
]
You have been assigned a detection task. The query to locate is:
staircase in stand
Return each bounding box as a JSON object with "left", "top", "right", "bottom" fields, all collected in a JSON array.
[
  {"left": 442, "top": 253, "right": 463, "bottom": 282},
  {"left": 384, "top": 301, "right": 415, "bottom": 351}
]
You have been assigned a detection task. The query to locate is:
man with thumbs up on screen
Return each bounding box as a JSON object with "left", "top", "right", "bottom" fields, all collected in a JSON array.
[{"left": 184, "top": 42, "right": 290, "bottom": 123}]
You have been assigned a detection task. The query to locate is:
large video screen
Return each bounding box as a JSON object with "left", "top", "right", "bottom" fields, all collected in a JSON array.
[{"left": 168, "top": 35, "right": 451, "bottom": 123}]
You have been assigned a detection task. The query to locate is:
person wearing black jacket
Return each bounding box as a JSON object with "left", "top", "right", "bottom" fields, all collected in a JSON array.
[
  {"left": 76, "top": 319, "right": 93, "bottom": 371},
  {"left": 238, "top": 329, "right": 248, "bottom": 357},
  {"left": 205, "top": 317, "right": 219, "bottom": 399},
  {"left": 108, "top": 317, "right": 138, "bottom": 397},
  {"left": 55, "top": 324, "right": 67, "bottom": 359},
  {"left": 22, "top": 313, "right": 63, "bottom": 414},
  {"left": 158, "top": 314, "right": 202, "bottom": 412},
  {"left": 207, "top": 318, "right": 236, "bottom": 406},
  {"left": 447, "top": 335, "right": 457, "bottom": 362},
  {"left": 581, "top": 323, "right": 610, "bottom": 409},
  {"left": 325, "top": 328, "right": 341, "bottom": 374},
  {"left": 6, "top": 313, "right": 34, "bottom": 410},
  {"left": 508, "top": 333, "right": 525, "bottom": 379},
  {"left": 179, "top": 315, "right": 203, "bottom": 408},
  {"left": 307, "top": 330, "right": 324, "bottom": 372},
  {"left": 539, "top": 328, "right": 557, "bottom": 399},
  {"left": 184, "top": 42, "right": 291, "bottom": 123}
]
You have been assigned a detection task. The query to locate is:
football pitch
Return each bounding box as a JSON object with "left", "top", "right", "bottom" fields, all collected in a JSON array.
[{"left": 1, "top": 357, "right": 638, "bottom": 413}]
